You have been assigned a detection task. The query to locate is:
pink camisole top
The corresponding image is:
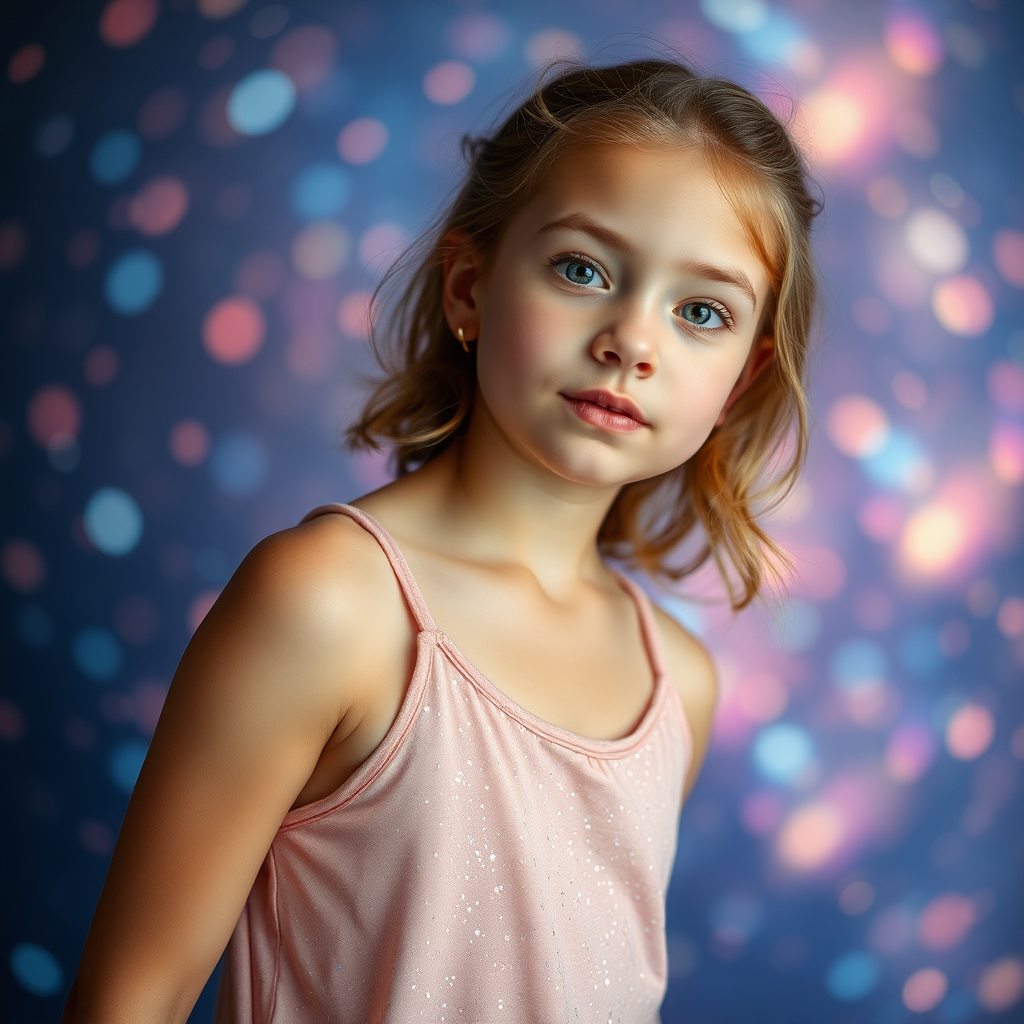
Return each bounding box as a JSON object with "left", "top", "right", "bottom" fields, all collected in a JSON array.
[{"left": 213, "top": 504, "right": 693, "bottom": 1024}]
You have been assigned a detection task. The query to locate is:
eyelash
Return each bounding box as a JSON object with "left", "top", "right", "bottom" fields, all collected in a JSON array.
[{"left": 546, "top": 252, "right": 735, "bottom": 332}]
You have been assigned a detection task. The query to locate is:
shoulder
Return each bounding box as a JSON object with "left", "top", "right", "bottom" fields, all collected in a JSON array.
[{"left": 648, "top": 602, "right": 718, "bottom": 792}]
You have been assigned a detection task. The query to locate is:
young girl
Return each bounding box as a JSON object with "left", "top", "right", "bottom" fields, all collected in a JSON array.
[{"left": 62, "top": 58, "right": 817, "bottom": 1023}]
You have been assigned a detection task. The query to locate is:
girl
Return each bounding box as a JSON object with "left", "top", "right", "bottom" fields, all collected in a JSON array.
[{"left": 62, "top": 58, "right": 818, "bottom": 1023}]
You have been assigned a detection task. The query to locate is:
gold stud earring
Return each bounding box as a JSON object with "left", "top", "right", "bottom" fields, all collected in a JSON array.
[{"left": 456, "top": 326, "right": 470, "bottom": 354}]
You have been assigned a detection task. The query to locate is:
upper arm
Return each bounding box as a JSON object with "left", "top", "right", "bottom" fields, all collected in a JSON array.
[
  {"left": 66, "top": 515, "right": 402, "bottom": 1023},
  {"left": 650, "top": 606, "right": 718, "bottom": 800}
]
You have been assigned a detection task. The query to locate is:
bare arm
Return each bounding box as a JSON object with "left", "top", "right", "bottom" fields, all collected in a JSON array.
[
  {"left": 650, "top": 606, "right": 719, "bottom": 801},
  {"left": 61, "top": 515, "right": 410, "bottom": 1024}
]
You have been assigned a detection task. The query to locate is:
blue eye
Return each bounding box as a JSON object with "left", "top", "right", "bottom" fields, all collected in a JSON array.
[
  {"left": 553, "top": 256, "right": 606, "bottom": 288},
  {"left": 680, "top": 302, "right": 725, "bottom": 329}
]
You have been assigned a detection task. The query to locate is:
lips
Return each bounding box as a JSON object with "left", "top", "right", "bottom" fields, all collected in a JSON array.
[{"left": 559, "top": 388, "right": 649, "bottom": 433}]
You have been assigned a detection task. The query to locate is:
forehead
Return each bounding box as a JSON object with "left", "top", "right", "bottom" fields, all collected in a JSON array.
[{"left": 517, "top": 142, "right": 764, "bottom": 273}]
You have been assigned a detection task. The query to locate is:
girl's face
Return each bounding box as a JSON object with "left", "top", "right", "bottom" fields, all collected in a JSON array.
[{"left": 460, "top": 142, "right": 773, "bottom": 489}]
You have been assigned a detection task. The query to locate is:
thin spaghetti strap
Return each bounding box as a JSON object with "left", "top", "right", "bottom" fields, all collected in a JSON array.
[
  {"left": 299, "top": 503, "right": 437, "bottom": 633},
  {"left": 612, "top": 571, "right": 669, "bottom": 681}
]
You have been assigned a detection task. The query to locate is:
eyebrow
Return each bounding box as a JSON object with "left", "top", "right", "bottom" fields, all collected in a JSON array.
[{"left": 539, "top": 212, "right": 758, "bottom": 311}]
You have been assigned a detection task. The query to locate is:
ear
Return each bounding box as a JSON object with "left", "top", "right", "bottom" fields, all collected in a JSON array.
[
  {"left": 441, "top": 228, "right": 483, "bottom": 342},
  {"left": 714, "top": 334, "right": 774, "bottom": 428}
]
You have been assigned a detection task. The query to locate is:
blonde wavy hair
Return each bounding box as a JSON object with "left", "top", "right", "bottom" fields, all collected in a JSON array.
[{"left": 347, "top": 58, "right": 820, "bottom": 609}]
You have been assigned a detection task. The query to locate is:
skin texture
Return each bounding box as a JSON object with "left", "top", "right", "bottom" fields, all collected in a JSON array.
[{"left": 61, "top": 142, "right": 773, "bottom": 1023}]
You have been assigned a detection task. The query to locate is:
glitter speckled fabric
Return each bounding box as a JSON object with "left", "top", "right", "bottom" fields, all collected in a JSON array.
[{"left": 213, "top": 504, "right": 692, "bottom": 1024}]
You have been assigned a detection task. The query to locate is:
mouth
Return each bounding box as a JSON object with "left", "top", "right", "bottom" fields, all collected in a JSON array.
[{"left": 559, "top": 389, "right": 649, "bottom": 434}]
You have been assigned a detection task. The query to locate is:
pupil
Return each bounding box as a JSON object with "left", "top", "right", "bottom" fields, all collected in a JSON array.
[
  {"left": 688, "top": 303, "right": 710, "bottom": 324},
  {"left": 568, "top": 262, "right": 593, "bottom": 284}
]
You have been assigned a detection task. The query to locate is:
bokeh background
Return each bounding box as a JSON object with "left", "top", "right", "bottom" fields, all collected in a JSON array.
[{"left": 2, "top": 0, "right": 1022, "bottom": 1020}]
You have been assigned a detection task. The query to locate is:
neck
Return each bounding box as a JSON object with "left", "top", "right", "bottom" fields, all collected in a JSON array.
[{"left": 381, "top": 401, "right": 623, "bottom": 594}]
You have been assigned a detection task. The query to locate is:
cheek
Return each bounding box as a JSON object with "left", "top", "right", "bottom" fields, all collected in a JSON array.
[{"left": 657, "top": 347, "right": 750, "bottom": 449}]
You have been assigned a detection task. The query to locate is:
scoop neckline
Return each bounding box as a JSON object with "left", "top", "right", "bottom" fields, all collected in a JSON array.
[{"left": 431, "top": 626, "right": 669, "bottom": 758}]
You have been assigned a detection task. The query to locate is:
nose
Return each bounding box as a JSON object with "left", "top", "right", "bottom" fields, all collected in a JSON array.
[{"left": 589, "top": 305, "right": 658, "bottom": 377}]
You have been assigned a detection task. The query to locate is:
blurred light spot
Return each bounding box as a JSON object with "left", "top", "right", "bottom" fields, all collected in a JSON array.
[
  {"left": 903, "top": 967, "right": 948, "bottom": 1013},
  {"left": 875, "top": 251, "right": 931, "bottom": 309},
  {"left": 90, "top": 129, "right": 141, "bottom": 184},
  {"left": 188, "top": 589, "right": 220, "bottom": 631},
  {"left": 169, "top": 419, "right": 210, "bottom": 466},
  {"left": 885, "top": 13, "right": 943, "bottom": 75},
  {"left": 977, "top": 956, "right": 1024, "bottom": 1013},
  {"left": 35, "top": 114, "right": 74, "bottom": 157},
  {"left": 862, "top": 429, "right": 933, "bottom": 494},
  {"left": 870, "top": 903, "right": 915, "bottom": 954},
  {"left": 359, "top": 222, "right": 407, "bottom": 271},
  {"left": 917, "top": 893, "right": 975, "bottom": 951},
  {"left": 250, "top": 3, "right": 288, "bottom": 38},
  {"left": 423, "top": 60, "right": 475, "bottom": 105},
  {"left": 234, "top": 248, "right": 286, "bottom": 299},
  {"left": 0, "top": 699, "right": 27, "bottom": 741},
  {"left": 997, "top": 596, "right": 1024, "bottom": 638},
  {"left": 198, "top": 0, "right": 248, "bottom": 17},
  {"left": 945, "top": 22, "right": 986, "bottom": 68},
  {"left": 27, "top": 384, "right": 81, "bottom": 447},
  {"left": 0, "top": 220, "right": 27, "bottom": 271},
  {"left": 930, "top": 172, "right": 965, "bottom": 209},
  {"left": 826, "top": 395, "right": 888, "bottom": 458},
  {"left": 447, "top": 12, "right": 510, "bottom": 62},
  {"left": 945, "top": 704, "right": 994, "bottom": 761},
  {"left": 227, "top": 69, "right": 296, "bottom": 135},
  {"left": 905, "top": 209, "right": 968, "bottom": 274},
  {"left": 738, "top": 789, "right": 783, "bottom": 836},
  {"left": 105, "top": 248, "right": 163, "bottom": 314},
  {"left": 988, "top": 360, "right": 1024, "bottom": 412},
  {"left": 68, "top": 230, "right": 100, "bottom": 268},
  {"left": 269, "top": 25, "right": 337, "bottom": 90},
  {"left": 109, "top": 739, "right": 148, "bottom": 792},
  {"left": 700, "top": 0, "right": 768, "bottom": 33},
  {"left": 768, "top": 598, "right": 820, "bottom": 652},
  {"left": 709, "top": 893, "right": 763, "bottom": 947},
  {"left": 286, "top": 326, "right": 334, "bottom": 380},
  {"left": 138, "top": 85, "right": 187, "bottom": 139},
  {"left": 8, "top": 43, "right": 45, "bottom": 84},
  {"left": 899, "top": 625, "right": 943, "bottom": 676},
  {"left": 826, "top": 951, "right": 880, "bottom": 1001},
  {"left": 866, "top": 177, "right": 907, "bottom": 219},
  {"left": 84, "top": 487, "right": 143, "bottom": 555},
  {"left": 17, "top": 604, "right": 54, "bottom": 648},
  {"left": 337, "top": 117, "right": 389, "bottom": 164},
  {"left": 84, "top": 345, "right": 119, "bottom": 386},
  {"left": 113, "top": 594, "right": 158, "bottom": 645},
  {"left": 202, "top": 296, "right": 265, "bottom": 364},
  {"left": 831, "top": 639, "right": 886, "bottom": 690},
  {"left": 99, "top": 0, "right": 159, "bottom": 47},
  {"left": 992, "top": 228, "right": 1024, "bottom": 288},
  {"left": 734, "top": 672, "right": 788, "bottom": 723},
  {"left": 777, "top": 801, "right": 844, "bottom": 870},
  {"left": 893, "top": 110, "right": 940, "bottom": 160},
  {"left": 523, "top": 28, "right": 582, "bottom": 63},
  {"left": 892, "top": 370, "right": 928, "bottom": 410},
  {"left": 900, "top": 502, "right": 967, "bottom": 576},
  {"left": 72, "top": 627, "right": 123, "bottom": 680},
  {"left": 337, "top": 290, "right": 373, "bottom": 339},
  {"left": 933, "top": 274, "right": 993, "bottom": 336},
  {"left": 5, "top": 539, "right": 46, "bottom": 594},
  {"left": 9, "top": 942, "right": 63, "bottom": 996},
  {"left": 210, "top": 432, "right": 267, "bottom": 495},
  {"left": 886, "top": 722, "right": 937, "bottom": 783},
  {"left": 753, "top": 723, "right": 813, "bottom": 784},
  {"left": 198, "top": 33, "right": 234, "bottom": 68},
  {"left": 291, "top": 163, "right": 351, "bottom": 218},
  {"left": 129, "top": 176, "right": 189, "bottom": 236},
  {"left": 801, "top": 88, "right": 866, "bottom": 165},
  {"left": 838, "top": 881, "right": 875, "bottom": 916},
  {"left": 292, "top": 221, "right": 350, "bottom": 280},
  {"left": 78, "top": 819, "right": 114, "bottom": 856}
]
